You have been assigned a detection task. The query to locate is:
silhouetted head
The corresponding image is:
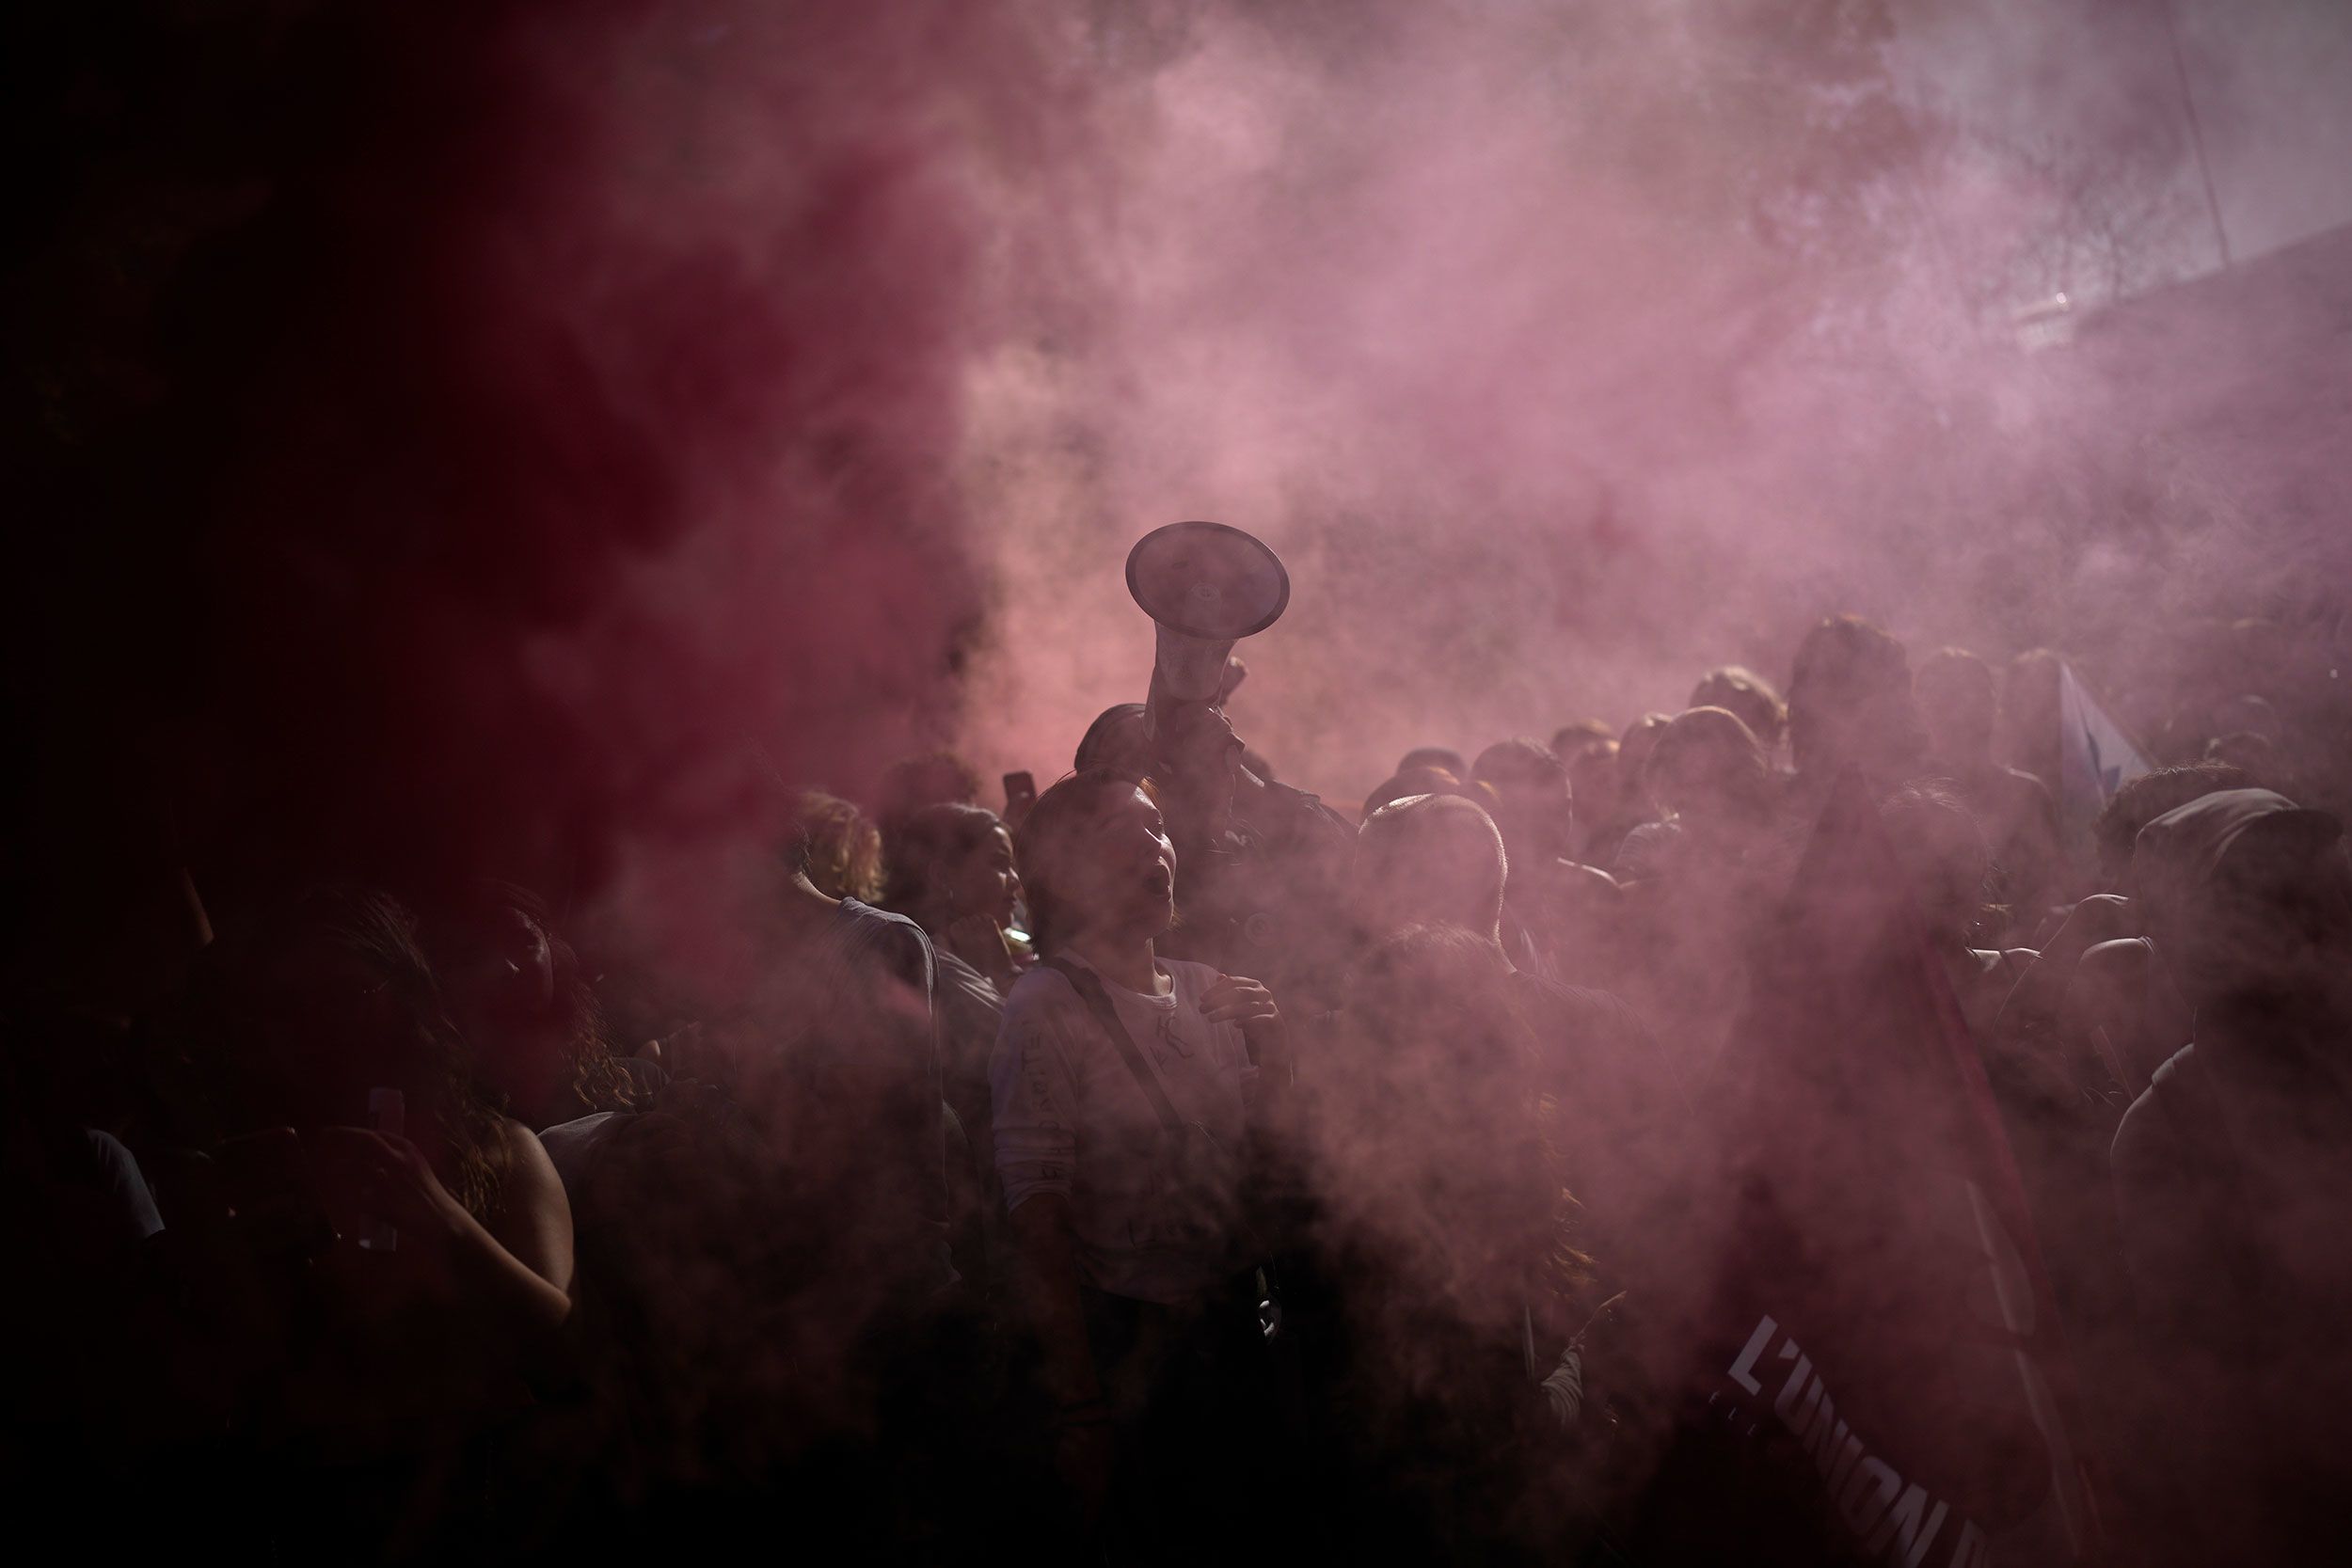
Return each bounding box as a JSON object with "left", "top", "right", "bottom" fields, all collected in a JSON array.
[
  {"left": 1688, "top": 666, "right": 1786, "bottom": 754},
  {"left": 425, "top": 880, "right": 633, "bottom": 1123},
  {"left": 883, "top": 801, "right": 1019, "bottom": 935},
  {"left": 1471, "top": 736, "right": 1574, "bottom": 863},
  {"left": 1354, "top": 792, "right": 1509, "bottom": 946},
  {"left": 1549, "top": 719, "right": 1615, "bottom": 765},
  {"left": 2092, "top": 761, "right": 2254, "bottom": 890},
  {"left": 1363, "top": 764, "right": 1465, "bottom": 820},
  {"left": 1073, "top": 703, "right": 1152, "bottom": 779},
  {"left": 1016, "top": 769, "right": 1173, "bottom": 955},
  {"left": 786, "top": 791, "right": 882, "bottom": 903},
  {"left": 1399, "top": 745, "right": 1469, "bottom": 777},
  {"left": 1613, "top": 712, "right": 1675, "bottom": 816},
  {"left": 1787, "top": 614, "right": 1926, "bottom": 782},
  {"left": 1646, "top": 706, "right": 1773, "bottom": 847},
  {"left": 2133, "top": 788, "right": 2352, "bottom": 1028}
]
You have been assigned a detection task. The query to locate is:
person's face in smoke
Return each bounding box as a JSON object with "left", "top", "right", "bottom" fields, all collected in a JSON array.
[
  {"left": 1061, "top": 785, "right": 1179, "bottom": 942},
  {"left": 1789, "top": 619, "right": 1928, "bottom": 783},
  {"left": 946, "top": 824, "right": 1022, "bottom": 930}
]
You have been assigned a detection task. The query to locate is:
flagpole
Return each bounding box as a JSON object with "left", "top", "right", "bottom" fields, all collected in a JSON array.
[{"left": 2162, "top": 0, "right": 2232, "bottom": 271}]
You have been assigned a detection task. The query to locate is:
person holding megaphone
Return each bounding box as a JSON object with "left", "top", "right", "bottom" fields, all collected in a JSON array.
[{"left": 1114, "top": 523, "right": 1354, "bottom": 1017}]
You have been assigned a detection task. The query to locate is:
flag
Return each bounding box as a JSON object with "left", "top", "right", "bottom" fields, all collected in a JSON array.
[
  {"left": 2058, "top": 662, "right": 2152, "bottom": 844},
  {"left": 1626, "top": 770, "right": 2101, "bottom": 1567}
]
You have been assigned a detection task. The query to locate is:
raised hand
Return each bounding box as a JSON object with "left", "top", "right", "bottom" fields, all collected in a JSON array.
[
  {"left": 310, "top": 1124, "right": 471, "bottom": 1258},
  {"left": 1200, "top": 973, "right": 1284, "bottom": 1066}
]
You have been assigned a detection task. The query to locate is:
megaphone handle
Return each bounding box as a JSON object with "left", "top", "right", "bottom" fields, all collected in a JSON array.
[{"left": 1143, "top": 675, "right": 1225, "bottom": 748}]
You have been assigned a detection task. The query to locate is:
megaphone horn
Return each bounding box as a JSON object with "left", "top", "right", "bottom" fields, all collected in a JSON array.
[{"left": 1126, "top": 521, "right": 1290, "bottom": 733}]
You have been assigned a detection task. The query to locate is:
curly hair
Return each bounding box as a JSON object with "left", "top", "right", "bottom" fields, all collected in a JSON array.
[{"left": 786, "top": 791, "right": 883, "bottom": 903}]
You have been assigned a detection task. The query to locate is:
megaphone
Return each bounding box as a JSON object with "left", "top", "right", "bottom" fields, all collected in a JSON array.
[{"left": 1126, "top": 521, "right": 1290, "bottom": 738}]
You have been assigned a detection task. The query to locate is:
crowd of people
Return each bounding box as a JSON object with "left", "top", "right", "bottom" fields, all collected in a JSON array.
[{"left": 7, "top": 607, "right": 2350, "bottom": 1566}]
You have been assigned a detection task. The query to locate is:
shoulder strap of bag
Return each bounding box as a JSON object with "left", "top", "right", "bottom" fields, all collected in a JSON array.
[{"left": 1045, "top": 958, "right": 1185, "bottom": 1134}]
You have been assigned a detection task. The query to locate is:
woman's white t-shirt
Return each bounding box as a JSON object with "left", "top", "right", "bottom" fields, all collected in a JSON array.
[{"left": 991, "top": 953, "right": 1254, "bottom": 1306}]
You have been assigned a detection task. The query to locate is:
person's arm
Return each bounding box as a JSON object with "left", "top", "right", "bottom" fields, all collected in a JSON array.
[
  {"left": 311, "top": 1126, "right": 573, "bottom": 1382},
  {"left": 1991, "top": 893, "right": 2132, "bottom": 1045},
  {"left": 485, "top": 1117, "right": 575, "bottom": 1295},
  {"left": 2069, "top": 938, "right": 2173, "bottom": 1097}
]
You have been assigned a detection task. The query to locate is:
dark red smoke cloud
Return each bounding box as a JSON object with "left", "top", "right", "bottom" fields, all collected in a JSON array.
[{"left": 7, "top": 1, "right": 1092, "bottom": 963}]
